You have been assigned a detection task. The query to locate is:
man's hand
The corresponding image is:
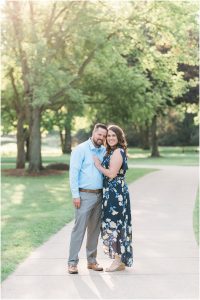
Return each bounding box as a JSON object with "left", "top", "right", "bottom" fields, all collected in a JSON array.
[{"left": 73, "top": 198, "right": 81, "bottom": 209}]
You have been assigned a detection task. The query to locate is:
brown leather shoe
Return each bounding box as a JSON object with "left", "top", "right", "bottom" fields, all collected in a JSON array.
[
  {"left": 68, "top": 265, "right": 78, "bottom": 274},
  {"left": 87, "top": 263, "right": 103, "bottom": 271}
]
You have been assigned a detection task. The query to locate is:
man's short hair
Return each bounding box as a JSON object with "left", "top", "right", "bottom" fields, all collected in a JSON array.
[{"left": 93, "top": 123, "right": 107, "bottom": 132}]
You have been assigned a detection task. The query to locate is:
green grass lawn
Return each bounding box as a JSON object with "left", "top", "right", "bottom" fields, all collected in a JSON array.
[
  {"left": 193, "top": 189, "right": 199, "bottom": 245},
  {"left": 1, "top": 146, "right": 198, "bottom": 166},
  {"left": 1, "top": 165, "right": 156, "bottom": 282},
  {"left": 1, "top": 146, "right": 198, "bottom": 281},
  {"left": 127, "top": 146, "right": 198, "bottom": 166},
  {"left": 1, "top": 172, "right": 73, "bottom": 281}
]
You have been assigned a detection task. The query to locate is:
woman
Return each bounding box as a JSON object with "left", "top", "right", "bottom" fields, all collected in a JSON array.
[{"left": 93, "top": 125, "right": 133, "bottom": 272}]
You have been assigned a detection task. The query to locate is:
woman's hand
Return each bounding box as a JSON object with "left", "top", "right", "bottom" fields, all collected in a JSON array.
[{"left": 93, "top": 156, "right": 102, "bottom": 169}]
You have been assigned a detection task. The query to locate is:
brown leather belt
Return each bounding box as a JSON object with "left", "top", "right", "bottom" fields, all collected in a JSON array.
[{"left": 79, "top": 188, "right": 102, "bottom": 194}]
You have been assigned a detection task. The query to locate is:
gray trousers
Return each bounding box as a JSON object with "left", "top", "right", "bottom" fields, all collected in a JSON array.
[{"left": 68, "top": 191, "right": 102, "bottom": 266}]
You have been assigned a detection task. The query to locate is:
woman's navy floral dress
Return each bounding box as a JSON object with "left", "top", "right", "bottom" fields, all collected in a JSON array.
[{"left": 101, "top": 148, "right": 133, "bottom": 267}]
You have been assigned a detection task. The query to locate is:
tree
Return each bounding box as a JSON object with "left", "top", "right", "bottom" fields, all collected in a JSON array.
[
  {"left": 81, "top": 1, "right": 198, "bottom": 158},
  {"left": 125, "top": 0, "right": 199, "bottom": 156},
  {"left": 41, "top": 99, "right": 85, "bottom": 154},
  {"left": 2, "top": 0, "right": 198, "bottom": 167},
  {"left": 1, "top": 67, "right": 27, "bottom": 168},
  {"left": 2, "top": 1, "right": 116, "bottom": 172}
]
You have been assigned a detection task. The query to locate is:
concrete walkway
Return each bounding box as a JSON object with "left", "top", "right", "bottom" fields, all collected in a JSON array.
[{"left": 2, "top": 165, "right": 199, "bottom": 299}]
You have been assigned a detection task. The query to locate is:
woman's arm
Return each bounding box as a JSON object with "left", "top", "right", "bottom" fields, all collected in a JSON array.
[{"left": 93, "top": 148, "right": 123, "bottom": 179}]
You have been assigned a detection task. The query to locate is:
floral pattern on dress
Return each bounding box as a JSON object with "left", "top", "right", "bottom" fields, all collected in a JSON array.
[{"left": 101, "top": 148, "right": 133, "bottom": 267}]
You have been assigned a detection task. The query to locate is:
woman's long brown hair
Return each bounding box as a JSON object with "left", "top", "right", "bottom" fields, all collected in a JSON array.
[{"left": 106, "top": 125, "right": 127, "bottom": 155}]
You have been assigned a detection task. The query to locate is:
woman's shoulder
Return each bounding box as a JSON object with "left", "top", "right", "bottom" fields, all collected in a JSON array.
[
  {"left": 111, "top": 148, "right": 121, "bottom": 154},
  {"left": 113, "top": 147, "right": 126, "bottom": 158}
]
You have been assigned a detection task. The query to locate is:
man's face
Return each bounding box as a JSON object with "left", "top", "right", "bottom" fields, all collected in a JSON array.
[{"left": 92, "top": 127, "right": 107, "bottom": 147}]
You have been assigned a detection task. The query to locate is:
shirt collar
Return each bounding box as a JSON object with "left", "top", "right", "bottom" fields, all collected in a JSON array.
[{"left": 88, "top": 138, "right": 103, "bottom": 151}]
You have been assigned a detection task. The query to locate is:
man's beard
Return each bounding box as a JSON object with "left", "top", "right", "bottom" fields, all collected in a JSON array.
[{"left": 92, "top": 138, "right": 103, "bottom": 147}]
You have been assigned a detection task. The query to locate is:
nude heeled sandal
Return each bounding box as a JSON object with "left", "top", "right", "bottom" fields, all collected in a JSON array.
[{"left": 105, "top": 260, "right": 125, "bottom": 272}]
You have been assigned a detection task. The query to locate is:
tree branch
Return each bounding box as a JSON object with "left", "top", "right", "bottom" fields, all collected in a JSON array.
[
  {"left": 44, "top": 2, "right": 57, "bottom": 38},
  {"left": 7, "top": 68, "right": 22, "bottom": 114},
  {"left": 46, "top": 30, "right": 118, "bottom": 106},
  {"left": 44, "top": 2, "right": 74, "bottom": 39},
  {"left": 8, "top": 2, "right": 31, "bottom": 97}
]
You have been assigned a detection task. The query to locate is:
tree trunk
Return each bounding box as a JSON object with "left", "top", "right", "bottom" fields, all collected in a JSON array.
[
  {"left": 140, "top": 124, "right": 150, "bottom": 150},
  {"left": 16, "top": 114, "right": 26, "bottom": 169},
  {"left": 62, "top": 126, "right": 72, "bottom": 154},
  {"left": 25, "top": 134, "right": 30, "bottom": 161},
  {"left": 59, "top": 114, "right": 72, "bottom": 154},
  {"left": 151, "top": 115, "right": 160, "bottom": 157},
  {"left": 59, "top": 130, "right": 64, "bottom": 152},
  {"left": 28, "top": 107, "right": 43, "bottom": 173},
  {"left": 22, "top": 128, "right": 30, "bottom": 161}
]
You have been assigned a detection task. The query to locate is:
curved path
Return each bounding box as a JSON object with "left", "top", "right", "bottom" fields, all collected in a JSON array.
[{"left": 2, "top": 165, "right": 199, "bottom": 299}]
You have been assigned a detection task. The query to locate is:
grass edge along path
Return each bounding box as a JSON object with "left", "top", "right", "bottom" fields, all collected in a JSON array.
[
  {"left": 1, "top": 146, "right": 199, "bottom": 167},
  {"left": 1, "top": 167, "right": 156, "bottom": 282},
  {"left": 193, "top": 188, "right": 199, "bottom": 245}
]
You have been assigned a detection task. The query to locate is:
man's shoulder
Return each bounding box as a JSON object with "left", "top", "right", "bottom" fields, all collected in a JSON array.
[{"left": 72, "top": 140, "right": 89, "bottom": 152}]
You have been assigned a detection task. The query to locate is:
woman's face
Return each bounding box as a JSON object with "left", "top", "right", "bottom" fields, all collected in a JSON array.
[{"left": 107, "top": 129, "right": 118, "bottom": 147}]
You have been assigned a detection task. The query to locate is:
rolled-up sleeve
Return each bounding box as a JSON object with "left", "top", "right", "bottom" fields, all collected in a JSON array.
[{"left": 69, "top": 146, "right": 84, "bottom": 198}]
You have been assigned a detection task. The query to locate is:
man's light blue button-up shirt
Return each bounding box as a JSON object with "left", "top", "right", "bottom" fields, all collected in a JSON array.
[{"left": 69, "top": 138, "right": 106, "bottom": 198}]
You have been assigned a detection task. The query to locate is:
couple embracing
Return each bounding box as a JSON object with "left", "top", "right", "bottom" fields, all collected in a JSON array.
[{"left": 68, "top": 123, "right": 133, "bottom": 274}]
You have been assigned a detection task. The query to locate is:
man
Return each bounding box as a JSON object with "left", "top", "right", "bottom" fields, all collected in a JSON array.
[{"left": 68, "top": 123, "right": 107, "bottom": 274}]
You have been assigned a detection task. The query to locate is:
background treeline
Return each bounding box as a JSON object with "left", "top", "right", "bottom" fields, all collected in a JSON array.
[
  {"left": 73, "top": 111, "right": 199, "bottom": 148},
  {"left": 1, "top": 0, "right": 199, "bottom": 172}
]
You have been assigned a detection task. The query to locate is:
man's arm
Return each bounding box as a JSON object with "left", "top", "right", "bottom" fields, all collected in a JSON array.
[{"left": 69, "top": 146, "right": 84, "bottom": 208}]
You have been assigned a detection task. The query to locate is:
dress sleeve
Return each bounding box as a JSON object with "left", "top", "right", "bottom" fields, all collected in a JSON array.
[{"left": 119, "top": 148, "right": 128, "bottom": 171}]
